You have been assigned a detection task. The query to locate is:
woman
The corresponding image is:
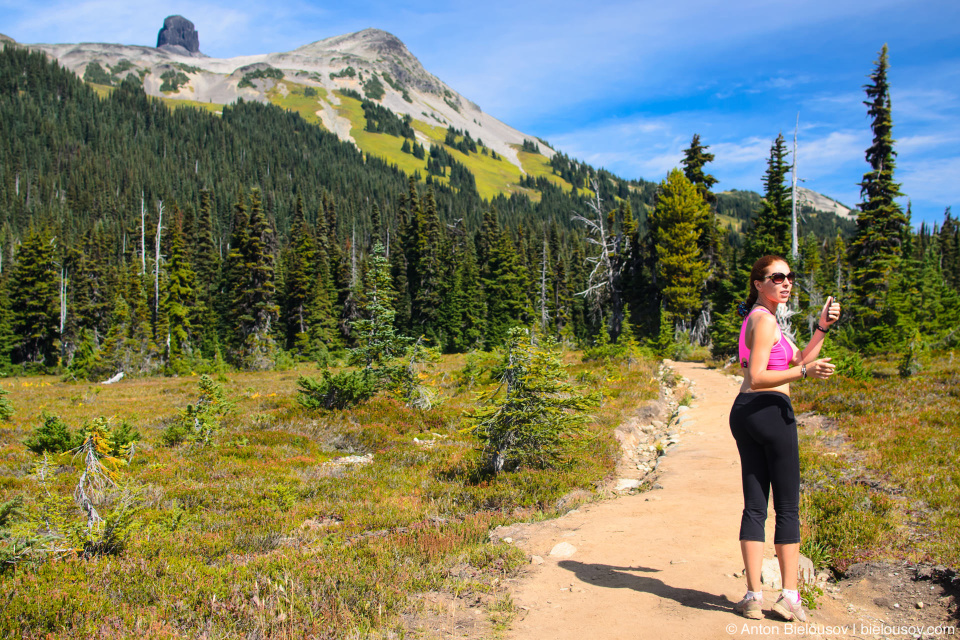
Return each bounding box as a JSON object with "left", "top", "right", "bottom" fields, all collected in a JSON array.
[{"left": 730, "top": 255, "right": 840, "bottom": 622}]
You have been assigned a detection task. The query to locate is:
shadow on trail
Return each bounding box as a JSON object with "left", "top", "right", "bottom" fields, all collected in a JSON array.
[{"left": 557, "top": 561, "right": 733, "bottom": 613}]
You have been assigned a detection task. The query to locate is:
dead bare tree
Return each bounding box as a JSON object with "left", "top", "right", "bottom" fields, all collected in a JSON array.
[
  {"left": 572, "top": 177, "right": 624, "bottom": 337},
  {"left": 539, "top": 233, "right": 550, "bottom": 332},
  {"left": 140, "top": 193, "right": 146, "bottom": 275},
  {"left": 154, "top": 200, "right": 164, "bottom": 316}
]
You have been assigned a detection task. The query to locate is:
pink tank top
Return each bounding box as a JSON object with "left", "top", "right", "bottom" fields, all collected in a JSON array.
[{"left": 739, "top": 307, "right": 793, "bottom": 370}]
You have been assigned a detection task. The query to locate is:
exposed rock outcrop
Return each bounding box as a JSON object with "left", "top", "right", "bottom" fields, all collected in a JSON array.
[
  {"left": 157, "top": 15, "right": 199, "bottom": 54},
  {"left": 290, "top": 28, "right": 445, "bottom": 96},
  {"left": 0, "top": 33, "right": 16, "bottom": 44}
]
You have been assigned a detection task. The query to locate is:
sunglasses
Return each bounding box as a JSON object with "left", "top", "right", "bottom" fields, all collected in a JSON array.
[{"left": 764, "top": 272, "right": 796, "bottom": 285}]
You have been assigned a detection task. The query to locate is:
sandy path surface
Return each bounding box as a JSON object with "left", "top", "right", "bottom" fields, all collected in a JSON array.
[{"left": 505, "top": 361, "right": 884, "bottom": 640}]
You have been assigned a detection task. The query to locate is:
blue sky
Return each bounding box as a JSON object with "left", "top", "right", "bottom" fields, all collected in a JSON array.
[{"left": 3, "top": 0, "right": 958, "bottom": 226}]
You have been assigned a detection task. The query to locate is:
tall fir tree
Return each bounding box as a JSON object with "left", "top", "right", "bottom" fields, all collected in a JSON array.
[
  {"left": 481, "top": 226, "right": 527, "bottom": 348},
  {"left": 220, "top": 190, "right": 250, "bottom": 354},
  {"left": 939, "top": 208, "right": 958, "bottom": 291},
  {"left": 680, "top": 134, "right": 719, "bottom": 200},
  {"left": 310, "top": 200, "right": 340, "bottom": 355},
  {"left": 193, "top": 189, "right": 219, "bottom": 303},
  {"left": 412, "top": 188, "right": 444, "bottom": 342},
  {"left": 849, "top": 44, "right": 909, "bottom": 348},
  {"left": 681, "top": 134, "right": 722, "bottom": 263},
  {"left": 744, "top": 133, "right": 792, "bottom": 265},
  {"left": 0, "top": 275, "right": 16, "bottom": 370},
  {"left": 649, "top": 169, "right": 709, "bottom": 327},
  {"left": 11, "top": 228, "right": 59, "bottom": 366},
  {"left": 349, "top": 241, "right": 408, "bottom": 368},
  {"left": 390, "top": 190, "right": 413, "bottom": 333},
  {"left": 681, "top": 133, "right": 727, "bottom": 342},
  {"left": 439, "top": 236, "right": 485, "bottom": 352},
  {"left": 124, "top": 260, "right": 160, "bottom": 375},
  {"left": 282, "top": 196, "right": 316, "bottom": 355},
  {"left": 164, "top": 207, "right": 197, "bottom": 366},
  {"left": 235, "top": 188, "right": 279, "bottom": 370}
]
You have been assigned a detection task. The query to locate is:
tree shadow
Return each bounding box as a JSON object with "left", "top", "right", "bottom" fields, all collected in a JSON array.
[{"left": 557, "top": 560, "right": 734, "bottom": 613}]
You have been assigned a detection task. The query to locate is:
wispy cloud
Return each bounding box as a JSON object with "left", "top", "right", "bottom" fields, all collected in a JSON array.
[
  {"left": 899, "top": 157, "right": 960, "bottom": 211},
  {"left": 711, "top": 138, "right": 771, "bottom": 165}
]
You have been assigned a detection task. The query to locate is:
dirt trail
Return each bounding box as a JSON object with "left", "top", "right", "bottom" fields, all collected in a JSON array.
[{"left": 504, "top": 361, "right": 897, "bottom": 640}]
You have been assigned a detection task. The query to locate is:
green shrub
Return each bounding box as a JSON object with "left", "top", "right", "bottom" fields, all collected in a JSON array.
[
  {"left": 304, "top": 86, "right": 317, "bottom": 97},
  {"left": 897, "top": 329, "right": 925, "bottom": 378},
  {"left": 0, "top": 387, "right": 12, "bottom": 421},
  {"left": 79, "top": 494, "right": 140, "bottom": 558},
  {"left": 801, "top": 484, "right": 893, "bottom": 572},
  {"left": 109, "top": 421, "right": 141, "bottom": 457},
  {"left": 800, "top": 537, "right": 834, "bottom": 572},
  {"left": 159, "top": 421, "right": 190, "bottom": 447},
  {"left": 161, "top": 375, "right": 234, "bottom": 446},
  {"left": 455, "top": 351, "right": 496, "bottom": 391},
  {"left": 0, "top": 496, "right": 22, "bottom": 529},
  {"left": 297, "top": 369, "right": 378, "bottom": 410},
  {"left": 818, "top": 340, "right": 870, "bottom": 380},
  {"left": 24, "top": 413, "right": 79, "bottom": 454},
  {"left": 467, "top": 328, "right": 600, "bottom": 474}
]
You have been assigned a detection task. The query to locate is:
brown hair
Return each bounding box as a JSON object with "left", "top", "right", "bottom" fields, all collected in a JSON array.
[{"left": 737, "top": 255, "right": 787, "bottom": 317}]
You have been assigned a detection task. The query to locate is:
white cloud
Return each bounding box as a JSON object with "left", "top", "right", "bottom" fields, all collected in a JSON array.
[
  {"left": 897, "top": 134, "right": 960, "bottom": 154},
  {"left": 795, "top": 131, "right": 866, "bottom": 179},
  {"left": 711, "top": 138, "right": 771, "bottom": 165},
  {"left": 899, "top": 156, "right": 960, "bottom": 208}
]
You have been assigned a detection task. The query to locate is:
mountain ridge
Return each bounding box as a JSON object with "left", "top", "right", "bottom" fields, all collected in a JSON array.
[
  {"left": 24, "top": 26, "right": 552, "bottom": 188},
  {"left": 7, "top": 22, "right": 853, "bottom": 219}
]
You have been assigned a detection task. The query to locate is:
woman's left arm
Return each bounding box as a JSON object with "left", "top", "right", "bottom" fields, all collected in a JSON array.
[{"left": 793, "top": 296, "right": 841, "bottom": 365}]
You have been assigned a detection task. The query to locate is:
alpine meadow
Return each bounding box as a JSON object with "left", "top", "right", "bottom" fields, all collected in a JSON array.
[{"left": 1, "top": 18, "right": 959, "bottom": 639}]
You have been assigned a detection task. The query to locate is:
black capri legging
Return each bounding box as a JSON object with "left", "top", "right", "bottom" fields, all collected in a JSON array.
[{"left": 729, "top": 391, "right": 801, "bottom": 545}]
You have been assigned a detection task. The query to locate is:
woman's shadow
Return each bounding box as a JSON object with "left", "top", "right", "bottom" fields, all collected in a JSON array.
[{"left": 557, "top": 560, "right": 734, "bottom": 613}]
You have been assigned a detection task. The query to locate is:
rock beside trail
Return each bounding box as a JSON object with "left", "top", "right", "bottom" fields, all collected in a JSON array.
[
  {"left": 759, "top": 554, "right": 818, "bottom": 590},
  {"left": 549, "top": 542, "right": 577, "bottom": 558},
  {"left": 157, "top": 15, "right": 200, "bottom": 53},
  {"left": 762, "top": 558, "right": 783, "bottom": 589}
]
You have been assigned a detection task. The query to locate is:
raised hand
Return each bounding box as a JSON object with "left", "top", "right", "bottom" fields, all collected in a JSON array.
[{"left": 820, "top": 296, "right": 841, "bottom": 327}]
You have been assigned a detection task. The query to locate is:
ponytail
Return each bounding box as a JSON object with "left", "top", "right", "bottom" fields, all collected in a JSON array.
[{"left": 736, "top": 295, "right": 756, "bottom": 318}]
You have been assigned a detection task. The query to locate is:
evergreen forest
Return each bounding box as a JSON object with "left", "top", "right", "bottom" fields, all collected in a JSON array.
[{"left": 1, "top": 43, "right": 958, "bottom": 380}]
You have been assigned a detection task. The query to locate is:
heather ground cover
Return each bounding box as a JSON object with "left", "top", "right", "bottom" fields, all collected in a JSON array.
[
  {"left": 0, "top": 350, "right": 658, "bottom": 638},
  {"left": 793, "top": 351, "right": 960, "bottom": 573}
]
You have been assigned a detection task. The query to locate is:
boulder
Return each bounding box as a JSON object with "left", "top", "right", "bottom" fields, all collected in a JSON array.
[{"left": 157, "top": 15, "right": 200, "bottom": 53}]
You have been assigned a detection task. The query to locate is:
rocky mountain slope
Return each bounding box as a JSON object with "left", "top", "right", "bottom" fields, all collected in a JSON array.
[
  {"left": 796, "top": 186, "right": 855, "bottom": 220},
  {"left": 3, "top": 19, "right": 855, "bottom": 217},
  {"left": 13, "top": 19, "right": 552, "bottom": 199}
]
